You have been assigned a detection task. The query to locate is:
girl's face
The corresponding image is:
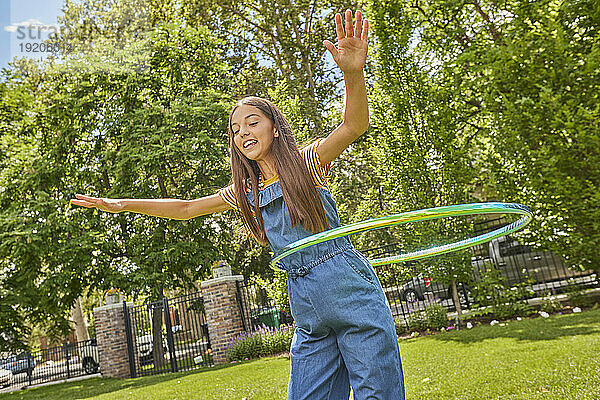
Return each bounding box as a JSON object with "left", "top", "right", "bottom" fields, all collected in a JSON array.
[{"left": 230, "top": 104, "right": 277, "bottom": 163}]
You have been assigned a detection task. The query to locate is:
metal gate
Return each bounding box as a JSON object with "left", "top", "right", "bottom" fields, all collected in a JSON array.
[
  {"left": 124, "top": 292, "right": 211, "bottom": 377},
  {"left": 235, "top": 279, "right": 294, "bottom": 332}
]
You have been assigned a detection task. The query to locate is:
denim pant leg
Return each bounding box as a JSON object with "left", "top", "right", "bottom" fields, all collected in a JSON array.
[
  {"left": 334, "top": 249, "right": 405, "bottom": 400},
  {"left": 287, "top": 275, "right": 351, "bottom": 400},
  {"left": 335, "top": 303, "right": 405, "bottom": 400},
  {"left": 287, "top": 326, "right": 351, "bottom": 400}
]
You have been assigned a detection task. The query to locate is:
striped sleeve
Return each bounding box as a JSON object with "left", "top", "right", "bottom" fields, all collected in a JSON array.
[
  {"left": 218, "top": 184, "right": 239, "bottom": 211},
  {"left": 301, "top": 138, "right": 332, "bottom": 187}
]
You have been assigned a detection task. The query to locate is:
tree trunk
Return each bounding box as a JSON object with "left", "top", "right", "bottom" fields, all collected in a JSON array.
[
  {"left": 70, "top": 297, "right": 89, "bottom": 342},
  {"left": 152, "top": 303, "right": 167, "bottom": 370},
  {"left": 152, "top": 217, "right": 167, "bottom": 371},
  {"left": 450, "top": 279, "right": 463, "bottom": 325}
]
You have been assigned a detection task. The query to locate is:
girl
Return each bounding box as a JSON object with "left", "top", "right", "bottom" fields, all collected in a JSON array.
[{"left": 72, "top": 9, "right": 405, "bottom": 399}]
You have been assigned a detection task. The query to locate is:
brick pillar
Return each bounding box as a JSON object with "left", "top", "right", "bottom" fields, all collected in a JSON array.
[
  {"left": 93, "top": 303, "right": 132, "bottom": 378},
  {"left": 201, "top": 275, "right": 245, "bottom": 364}
]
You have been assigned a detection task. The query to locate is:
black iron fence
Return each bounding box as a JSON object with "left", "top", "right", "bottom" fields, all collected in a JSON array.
[
  {"left": 0, "top": 338, "right": 99, "bottom": 391},
  {"left": 471, "top": 217, "right": 597, "bottom": 293},
  {"left": 124, "top": 291, "right": 211, "bottom": 378},
  {"left": 360, "top": 217, "right": 598, "bottom": 326},
  {"left": 236, "top": 279, "right": 293, "bottom": 332}
]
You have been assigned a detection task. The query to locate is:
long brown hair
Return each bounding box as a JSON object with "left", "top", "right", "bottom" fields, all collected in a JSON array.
[{"left": 227, "top": 96, "right": 329, "bottom": 245}]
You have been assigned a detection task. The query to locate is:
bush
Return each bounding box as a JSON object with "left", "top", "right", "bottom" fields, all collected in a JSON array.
[
  {"left": 225, "top": 331, "right": 264, "bottom": 362},
  {"left": 406, "top": 304, "right": 450, "bottom": 332},
  {"left": 261, "top": 325, "right": 294, "bottom": 354},
  {"left": 494, "top": 299, "right": 535, "bottom": 320},
  {"left": 471, "top": 268, "right": 535, "bottom": 319},
  {"left": 538, "top": 292, "right": 563, "bottom": 314},
  {"left": 408, "top": 311, "right": 427, "bottom": 332},
  {"left": 226, "top": 324, "right": 295, "bottom": 362},
  {"left": 425, "top": 304, "right": 449, "bottom": 330},
  {"left": 566, "top": 281, "right": 595, "bottom": 308},
  {"left": 394, "top": 318, "right": 407, "bottom": 335}
]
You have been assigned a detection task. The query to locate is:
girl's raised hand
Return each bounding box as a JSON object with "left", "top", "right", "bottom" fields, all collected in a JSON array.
[
  {"left": 70, "top": 194, "right": 124, "bottom": 213},
  {"left": 323, "top": 9, "right": 368, "bottom": 74}
]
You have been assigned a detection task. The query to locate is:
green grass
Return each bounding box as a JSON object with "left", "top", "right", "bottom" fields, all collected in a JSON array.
[
  {"left": 400, "top": 308, "right": 600, "bottom": 399},
  {"left": 3, "top": 308, "right": 599, "bottom": 400}
]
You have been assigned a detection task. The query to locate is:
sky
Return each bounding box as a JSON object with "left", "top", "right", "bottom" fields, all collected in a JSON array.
[{"left": 1, "top": 0, "right": 65, "bottom": 70}]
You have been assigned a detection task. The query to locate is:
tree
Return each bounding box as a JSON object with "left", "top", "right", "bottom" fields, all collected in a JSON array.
[
  {"left": 54, "top": 0, "right": 373, "bottom": 278},
  {"left": 0, "top": 22, "right": 234, "bottom": 351},
  {"left": 181, "top": 0, "right": 360, "bottom": 133},
  {"left": 333, "top": 0, "right": 480, "bottom": 316},
  {"left": 70, "top": 297, "right": 89, "bottom": 342},
  {"left": 396, "top": 0, "right": 600, "bottom": 271},
  {"left": 0, "top": 59, "right": 69, "bottom": 351}
]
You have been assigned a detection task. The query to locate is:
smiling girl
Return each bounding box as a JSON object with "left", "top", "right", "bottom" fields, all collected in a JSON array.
[{"left": 72, "top": 10, "right": 405, "bottom": 399}]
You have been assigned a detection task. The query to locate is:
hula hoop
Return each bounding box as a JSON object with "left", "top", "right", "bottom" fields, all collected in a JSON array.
[{"left": 270, "top": 202, "right": 532, "bottom": 269}]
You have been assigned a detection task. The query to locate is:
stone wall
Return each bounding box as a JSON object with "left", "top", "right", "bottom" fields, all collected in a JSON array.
[
  {"left": 200, "top": 275, "right": 246, "bottom": 364},
  {"left": 93, "top": 303, "right": 131, "bottom": 379}
]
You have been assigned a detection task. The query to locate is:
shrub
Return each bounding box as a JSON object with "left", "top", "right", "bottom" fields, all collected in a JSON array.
[
  {"left": 467, "top": 307, "right": 493, "bottom": 319},
  {"left": 406, "top": 304, "right": 450, "bottom": 332},
  {"left": 225, "top": 330, "right": 264, "bottom": 362},
  {"left": 471, "top": 268, "right": 535, "bottom": 319},
  {"left": 538, "top": 292, "right": 563, "bottom": 314},
  {"left": 408, "top": 311, "right": 427, "bottom": 332},
  {"left": 226, "top": 324, "right": 295, "bottom": 362},
  {"left": 425, "top": 303, "right": 449, "bottom": 330},
  {"left": 261, "top": 324, "right": 295, "bottom": 354},
  {"left": 494, "top": 298, "right": 535, "bottom": 320},
  {"left": 566, "top": 281, "right": 595, "bottom": 308},
  {"left": 394, "top": 318, "right": 407, "bottom": 335}
]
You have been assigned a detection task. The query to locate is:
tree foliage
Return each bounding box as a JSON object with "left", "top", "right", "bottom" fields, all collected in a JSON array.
[
  {"left": 0, "top": 22, "right": 234, "bottom": 350},
  {"left": 334, "top": 0, "right": 476, "bottom": 293},
  {"left": 400, "top": 0, "right": 600, "bottom": 270},
  {"left": 181, "top": 0, "right": 358, "bottom": 132}
]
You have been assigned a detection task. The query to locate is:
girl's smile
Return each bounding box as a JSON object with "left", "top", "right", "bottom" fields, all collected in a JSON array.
[{"left": 242, "top": 139, "right": 258, "bottom": 149}]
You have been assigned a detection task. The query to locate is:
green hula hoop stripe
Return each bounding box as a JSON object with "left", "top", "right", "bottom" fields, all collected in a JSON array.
[{"left": 270, "top": 202, "right": 532, "bottom": 270}]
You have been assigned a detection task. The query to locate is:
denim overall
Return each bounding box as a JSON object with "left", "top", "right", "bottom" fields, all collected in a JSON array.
[{"left": 247, "top": 180, "right": 405, "bottom": 400}]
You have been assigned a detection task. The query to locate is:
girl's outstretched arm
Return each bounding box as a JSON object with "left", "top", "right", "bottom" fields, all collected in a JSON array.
[
  {"left": 320, "top": 9, "right": 369, "bottom": 165},
  {"left": 70, "top": 193, "right": 231, "bottom": 220}
]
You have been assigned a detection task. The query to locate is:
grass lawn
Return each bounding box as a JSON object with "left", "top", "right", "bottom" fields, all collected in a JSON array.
[{"left": 2, "top": 308, "right": 599, "bottom": 400}]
